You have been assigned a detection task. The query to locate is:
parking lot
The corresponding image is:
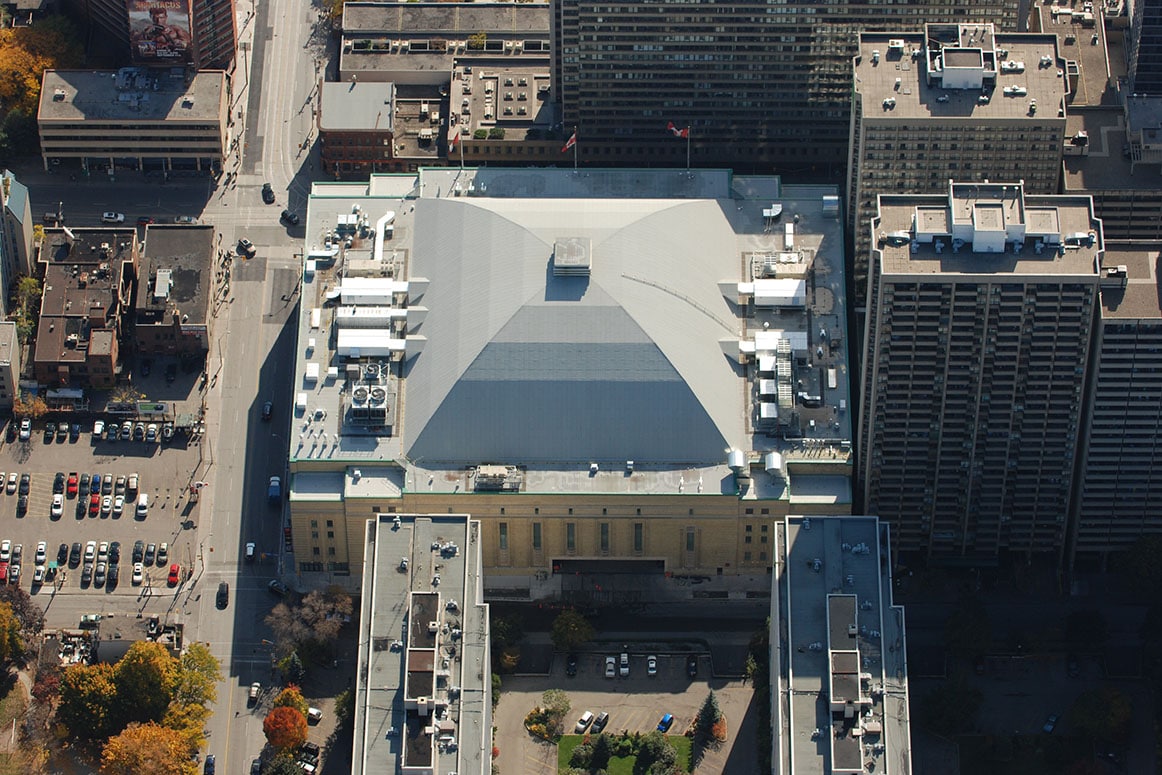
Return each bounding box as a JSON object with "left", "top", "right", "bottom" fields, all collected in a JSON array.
[
  {"left": 494, "top": 651, "right": 759, "bottom": 774},
  {"left": 0, "top": 413, "right": 204, "bottom": 618}
]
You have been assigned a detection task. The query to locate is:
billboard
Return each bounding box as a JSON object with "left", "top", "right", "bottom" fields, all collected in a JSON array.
[{"left": 128, "top": 0, "right": 192, "bottom": 65}]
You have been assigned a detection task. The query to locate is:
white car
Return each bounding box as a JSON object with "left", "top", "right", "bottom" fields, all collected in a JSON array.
[
  {"left": 50, "top": 494, "right": 63, "bottom": 517},
  {"left": 97, "top": 541, "right": 109, "bottom": 561},
  {"left": 5, "top": 473, "right": 14, "bottom": 494},
  {"left": 0, "top": 540, "right": 10, "bottom": 562},
  {"left": 605, "top": 656, "right": 616, "bottom": 679},
  {"left": 101, "top": 496, "right": 112, "bottom": 516},
  {"left": 34, "top": 542, "right": 46, "bottom": 565},
  {"left": 18, "top": 419, "right": 30, "bottom": 440},
  {"left": 32, "top": 566, "right": 44, "bottom": 585},
  {"left": 157, "top": 542, "right": 168, "bottom": 564},
  {"left": 113, "top": 496, "right": 124, "bottom": 516},
  {"left": 84, "top": 540, "right": 96, "bottom": 562},
  {"left": 100, "top": 212, "right": 125, "bottom": 223},
  {"left": 132, "top": 563, "right": 144, "bottom": 585},
  {"left": 93, "top": 420, "right": 105, "bottom": 436},
  {"left": 647, "top": 655, "right": 658, "bottom": 676}
]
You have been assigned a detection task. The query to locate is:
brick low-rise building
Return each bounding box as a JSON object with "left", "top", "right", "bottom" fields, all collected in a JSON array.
[{"left": 34, "top": 229, "right": 137, "bottom": 389}]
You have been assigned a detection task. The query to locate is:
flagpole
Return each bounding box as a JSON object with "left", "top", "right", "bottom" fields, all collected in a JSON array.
[
  {"left": 573, "top": 125, "right": 578, "bottom": 170},
  {"left": 686, "top": 128, "right": 691, "bottom": 170},
  {"left": 459, "top": 131, "right": 464, "bottom": 169}
]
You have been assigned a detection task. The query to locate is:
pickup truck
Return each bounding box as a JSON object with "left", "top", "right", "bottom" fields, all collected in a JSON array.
[{"left": 268, "top": 476, "right": 281, "bottom": 503}]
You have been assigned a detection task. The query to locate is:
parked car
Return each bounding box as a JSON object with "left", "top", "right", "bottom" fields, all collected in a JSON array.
[
  {"left": 216, "top": 582, "right": 229, "bottom": 608},
  {"left": 262, "top": 401, "right": 273, "bottom": 421},
  {"left": 657, "top": 713, "right": 674, "bottom": 733},
  {"left": 280, "top": 209, "right": 300, "bottom": 225},
  {"left": 132, "top": 540, "right": 145, "bottom": 563},
  {"left": 132, "top": 563, "right": 144, "bottom": 585},
  {"left": 1043, "top": 714, "right": 1059, "bottom": 734},
  {"left": 604, "top": 656, "right": 616, "bottom": 679},
  {"left": 619, "top": 652, "right": 629, "bottom": 677},
  {"left": 157, "top": 542, "right": 168, "bottom": 565},
  {"left": 18, "top": 419, "right": 30, "bottom": 440},
  {"left": 136, "top": 216, "right": 155, "bottom": 226},
  {"left": 647, "top": 655, "right": 658, "bottom": 676},
  {"left": 84, "top": 541, "right": 96, "bottom": 562},
  {"left": 565, "top": 653, "right": 578, "bottom": 677},
  {"left": 248, "top": 682, "right": 261, "bottom": 706},
  {"left": 6, "top": 473, "right": 15, "bottom": 494},
  {"left": 307, "top": 707, "right": 322, "bottom": 724},
  {"left": 69, "top": 543, "right": 81, "bottom": 567},
  {"left": 167, "top": 564, "right": 180, "bottom": 585},
  {"left": 50, "top": 494, "right": 63, "bottom": 517},
  {"left": 101, "top": 212, "right": 125, "bottom": 223},
  {"left": 574, "top": 710, "right": 594, "bottom": 734},
  {"left": 591, "top": 711, "right": 609, "bottom": 733},
  {"left": 239, "top": 238, "right": 257, "bottom": 257},
  {"left": 687, "top": 655, "right": 699, "bottom": 678},
  {"left": 262, "top": 182, "right": 275, "bottom": 204},
  {"left": 52, "top": 472, "right": 65, "bottom": 494},
  {"left": 173, "top": 215, "right": 197, "bottom": 224},
  {"left": 67, "top": 473, "right": 78, "bottom": 496},
  {"left": 18, "top": 474, "right": 29, "bottom": 496},
  {"left": 144, "top": 543, "right": 156, "bottom": 565}
]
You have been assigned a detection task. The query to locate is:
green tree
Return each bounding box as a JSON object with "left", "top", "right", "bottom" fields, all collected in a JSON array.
[
  {"left": 333, "top": 687, "right": 355, "bottom": 729},
  {"left": 590, "top": 732, "right": 614, "bottom": 771},
  {"left": 550, "top": 610, "right": 595, "bottom": 652},
  {"left": 569, "top": 740, "right": 593, "bottom": 769},
  {"left": 491, "top": 673, "right": 502, "bottom": 708},
  {"left": 262, "top": 755, "right": 303, "bottom": 775},
  {"left": 467, "top": 32, "right": 487, "bottom": 50},
  {"left": 171, "top": 642, "right": 219, "bottom": 707},
  {"left": 115, "top": 641, "right": 178, "bottom": 725},
  {"left": 279, "top": 650, "right": 305, "bottom": 684},
  {"left": 58, "top": 662, "right": 120, "bottom": 740},
  {"left": 634, "top": 731, "right": 678, "bottom": 775},
  {"left": 272, "top": 684, "right": 309, "bottom": 717},
  {"left": 943, "top": 595, "right": 992, "bottom": 657},
  {"left": 1070, "top": 687, "right": 1132, "bottom": 743},
  {"left": 100, "top": 722, "right": 196, "bottom": 775},
  {"left": 693, "top": 689, "right": 723, "bottom": 763}
]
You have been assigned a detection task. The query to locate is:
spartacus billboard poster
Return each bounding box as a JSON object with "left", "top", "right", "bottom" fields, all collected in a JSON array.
[{"left": 128, "top": 0, "right": 193, "bottom": 65}]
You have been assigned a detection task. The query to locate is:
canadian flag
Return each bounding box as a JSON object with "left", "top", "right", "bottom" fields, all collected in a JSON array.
[
  {"left": 667, "top": 121, "right": 689, "bottom": 139},
  {"left": 449, "top": 129, "right": 460, "bottom": 147},
  {"left": 561, "top": 129, "right": 577, "bottom": 153}
]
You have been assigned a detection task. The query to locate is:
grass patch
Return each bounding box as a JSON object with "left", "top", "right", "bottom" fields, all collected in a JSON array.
[
  {"left": 557, "top": 734, "right": 692, "bottom": 774},
  {"left": 0, "top": 672, "right": 27, "bottom": 727}
]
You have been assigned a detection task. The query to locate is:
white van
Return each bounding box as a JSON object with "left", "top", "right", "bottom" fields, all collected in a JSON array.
[{"left": 135, "top": 493, "right": 149, "bottom": 518}]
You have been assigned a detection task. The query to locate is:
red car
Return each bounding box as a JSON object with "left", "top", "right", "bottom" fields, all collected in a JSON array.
[
  {"left": 136, "top": 216, "right": 155, "bottom": 226},
  {"left": 167, "top": 563, "right": 180, "bottom": 586},
  {"left": 0, "top": 563, "right": 8, "bottom": 583},
  {"left": 66, "top": 472, "right": 78, "bottom": 497},
  {"left": 89, "top": 493, "right": 100, "bottom": 515}
]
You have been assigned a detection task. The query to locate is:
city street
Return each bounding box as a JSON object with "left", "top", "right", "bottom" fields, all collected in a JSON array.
[{"left": 9, "top": 0, "right": 330, "bottom": 768}]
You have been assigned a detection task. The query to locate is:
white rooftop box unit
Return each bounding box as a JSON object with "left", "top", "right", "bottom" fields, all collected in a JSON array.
[
  {"left": 784, "top": 222, "right": 795, "bottom": 250},
  {"left": 752, "top": 279, "right": 806, "bottom": 308},
  {"left": 305, "top": 363, "right": 320, "bottom": 383}
]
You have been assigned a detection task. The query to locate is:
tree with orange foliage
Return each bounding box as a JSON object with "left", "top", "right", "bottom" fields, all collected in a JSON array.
[
  {"left": 100, "top": 722, "right": 196, "bottom": 775},
  {"left": 0, "top": 16, "right": 83, "bottom": 115},
  {"left": 263, "top": 706, "right": 308, "bottom": 752}
]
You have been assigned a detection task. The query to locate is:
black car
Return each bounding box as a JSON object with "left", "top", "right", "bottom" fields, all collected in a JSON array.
[
  {"left": 57, "top": 544, "right": 68, "bottom": 565},
  {"left": 204, "top": 754, "right": 215, "bottom": 775},
  {"left": 70, "top": 424, "right": 81, "bottom": 441},
  {"left": 132, "top": 540, "right": 145, "bottom": 563},
  {"left": 18, "top": 473, "right": 29, "bottom": 495},
  {"left": 5, "top": 423, "right": 16, "bottom": 443},
  {"left": 144, "top": 543, "right": 156, "bottom": 565},
  {"left": 16, "top": 495, "right": 27, "bottom": 517},
  {"left": 109, "top": 541, "right": 121, "bottom": 564},
  {"left": 280, "top": 209, "right": 300, "bottom": 225},
  {"left": 261, "top": 183, "right": 275, "bottom": 204},
  {"left": 686, "top": 655, "right": 698, "bottom": 678},
  {"left": 592, "top": 711, "right": 610, "bottom": 733},
  {"left": 216, "top": 582, "right": 229, "bottom": 609},
  {"left": 44, "top": 423, "right": 55, "bottom": 443},
  {"left": 261, "top": 401, "right": 273, "bottom": 421},
  {"left": 56, "top": 424, "right": 67, "bottom": 442},
  {"left": 53, "top": 472, "right": 65, "bottom": 494},
  {"left": 107, "top": 563, "right": 119, "bottom": 589},
  {"left": 69, "top": 542, "right": 82, "bottom": 567},
  {"left": 566, "top": 654, "right": 578, "bottom": 677}
]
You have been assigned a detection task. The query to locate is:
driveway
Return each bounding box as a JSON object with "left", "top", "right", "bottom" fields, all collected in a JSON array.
[{"left": 494, "top": 652, "right": 758, "bottom": 774}]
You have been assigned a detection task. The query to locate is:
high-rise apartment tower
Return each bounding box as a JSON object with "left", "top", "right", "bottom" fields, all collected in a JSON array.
[
  {"left": 551, "top": 0, "right": 1019, "bottom": 173},
  {"left": 859, "top": 181, "right": 1102, "bottom": 565},
  {"left": 848, "top": 25, "right": 1067, "bottom": 300}
]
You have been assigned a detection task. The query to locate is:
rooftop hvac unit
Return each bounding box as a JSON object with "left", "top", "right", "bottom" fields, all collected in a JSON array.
[{"left": 428, "top": 621, "right": 439, "bottom": 633}]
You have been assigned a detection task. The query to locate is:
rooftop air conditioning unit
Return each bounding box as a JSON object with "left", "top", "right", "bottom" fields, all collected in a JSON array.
[{"left": 428, "top": 621, "right": 439, "bottom": 634}]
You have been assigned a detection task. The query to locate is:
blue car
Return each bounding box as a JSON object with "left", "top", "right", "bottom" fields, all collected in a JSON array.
[
  {"left": 657, "top": 713, "right": 674, "bottom": 733},
  {"left": 90, "top": 474, "right": 101, "bottom": 494}
]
